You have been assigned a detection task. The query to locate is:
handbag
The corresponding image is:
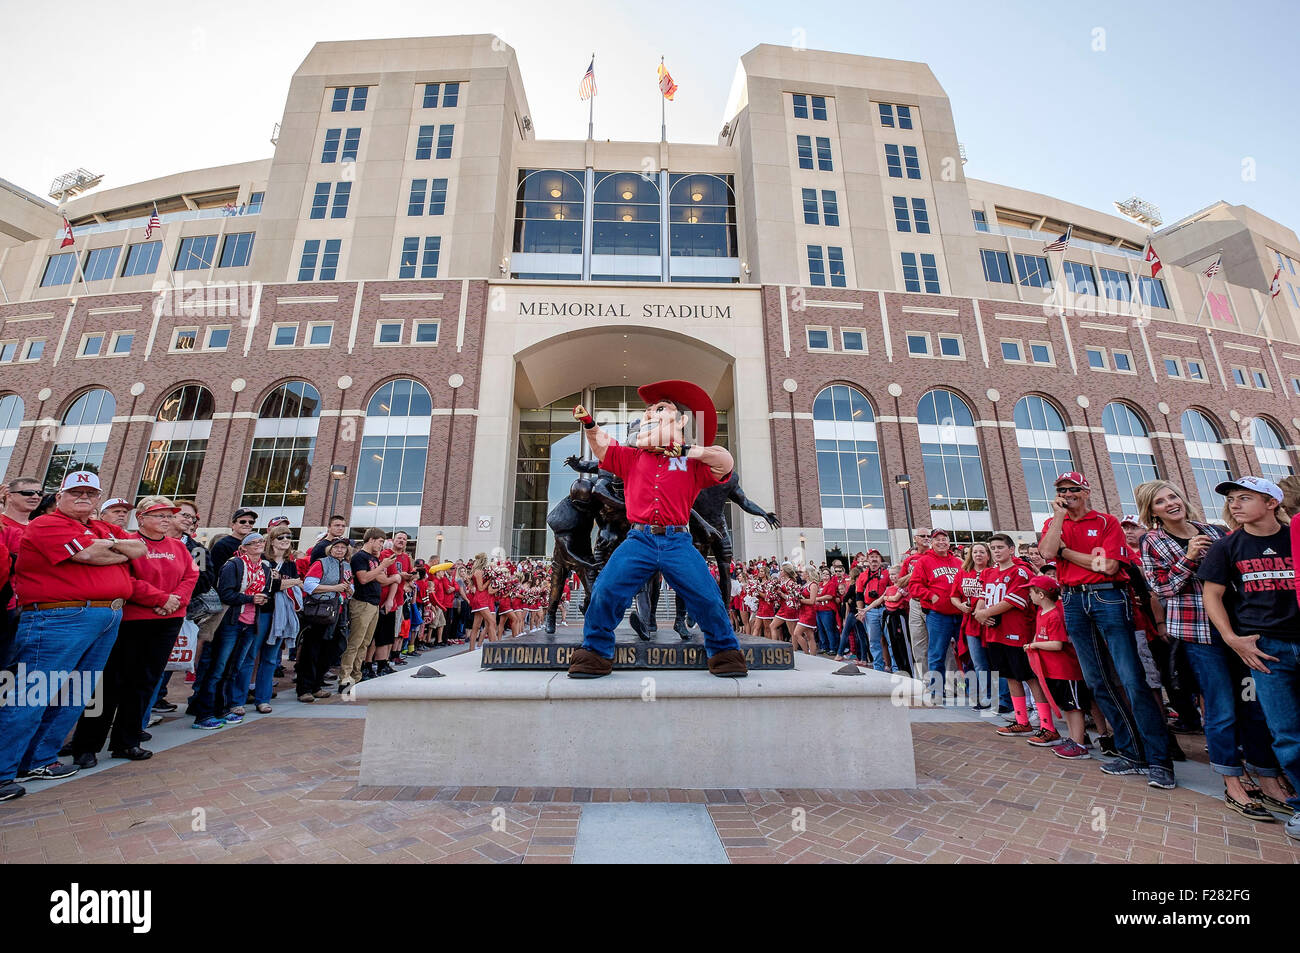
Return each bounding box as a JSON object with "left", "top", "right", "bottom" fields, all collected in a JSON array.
[
  {"left": 186, "top": 589, "right": 223, "bottom": 624},
  {"left": 301, "top": 592, "right": 340, "bottom": 627}
]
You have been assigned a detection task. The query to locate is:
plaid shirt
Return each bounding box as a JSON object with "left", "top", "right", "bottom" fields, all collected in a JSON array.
[{"left": 1138, "top": 522, "right": 1227, "bottom": 645}]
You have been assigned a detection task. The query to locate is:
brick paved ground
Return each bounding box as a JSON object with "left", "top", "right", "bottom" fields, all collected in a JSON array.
[{"left": 2, "top": 714, "right": 1295, "bottom": 863}]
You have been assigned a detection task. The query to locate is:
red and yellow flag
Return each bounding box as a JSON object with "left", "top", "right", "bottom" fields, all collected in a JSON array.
[{"left": 657, "top": 62, "right": 677, "bottom": 101}]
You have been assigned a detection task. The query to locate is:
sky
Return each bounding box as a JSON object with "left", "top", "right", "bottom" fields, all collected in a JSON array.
[{"left": 2, "top": 0, "right": 1297, "bottom": 232}]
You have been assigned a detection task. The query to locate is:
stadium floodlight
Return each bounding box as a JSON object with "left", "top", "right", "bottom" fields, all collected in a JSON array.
[
  {"left": 48, "top": 168, "right": 104, "bottom": 203},
  {"left": 1114, "top": 196, "right": 1163, "bottom": 228}
]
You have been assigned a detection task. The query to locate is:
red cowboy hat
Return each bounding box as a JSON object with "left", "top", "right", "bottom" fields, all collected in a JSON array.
[{"left": 637, "top": 379, "right": 718, "bottom": 446}]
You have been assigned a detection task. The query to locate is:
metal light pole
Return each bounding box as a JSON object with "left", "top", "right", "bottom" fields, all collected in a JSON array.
[
  {"left": 435, "top": 531, "right": 444, "bottom": 562},
  {"left": 895, "top": 474, "right": 915, "bottom": 551},
  {"left": 328, "top": 464, "right": 347, "bottom": 524}
]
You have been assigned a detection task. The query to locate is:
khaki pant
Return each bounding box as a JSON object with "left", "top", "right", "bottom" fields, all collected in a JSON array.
[
  {"left": 340, "top": 600, "right": 380, "bottom": 683},
  {"left": 908, "top": 600, "right": 929, "bottom": 675}
]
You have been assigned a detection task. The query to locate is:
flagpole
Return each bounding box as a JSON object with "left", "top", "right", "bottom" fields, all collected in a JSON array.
[
  {"left": 62, "top": 214, "right": 92, "bottom": 291},
  {"left": 587, "top": 52, "right": 595, "bottom": 141},
  {"left": 1192, "top": 250, "right": 1223, "bottom": 326},
  {"left": 660, "top": 56, "right": 666, "bottom": 142}
]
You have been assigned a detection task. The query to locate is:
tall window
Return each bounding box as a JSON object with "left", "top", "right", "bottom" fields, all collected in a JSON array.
[
  {"left": 240, "top": 382, "right": 321, "bottom": 524},
  {"left": 399, "top": 237, "right": 441, "bottom": 278},
  {"left": 43, "top": 389, "right": 117, "bottom": 491},
  {"left": 0, "top": 394, "right": 23, "bottom": 481},
  {"left": 122, "top": 241, "right": 162, "bottom": 278},
  {"left": 219, "top": 233, "right": 255, "bottom": 268},
  {"left": 1252, "top": 417, "right": 1295, "bottom": 483},
  {"left": 1180, "top": 410, "right": 1231, "bottom": 518},
  {"left": 1102, "top": 402, "right": 1159, "bottom": 513},
  {"left": 917, "top": 389, "right": 989, "bottom": 540},
  {"left": 41, "top": 253, "right": 77, "bottom": 287},
  {"left": 813, "top": 385, "right": 890, "bottom": 558},
  {"left": 83, "top": 247, "right": 121, "bottom": 282},
  {"left": 1063, "top": 261, "right": 1098, "bottom": 296},
  {"left": 1014, "top": 396, "right": 1075, "bottom": 527},
  {"left": 669, "top": 173, "right": 737, "bottom": 260},
  {"left": 1100, "top": 267, "right": 1131, "bottom": 301},
  {"left": 136, "top": 385, "right": 214, "bottom": 502},
  {"left": 513, "top": 169, "right": 584, "bottom": 257},
  {"left": 176, "top": 236, "right": 218, "bottom": 271},
  {"left": 593, "top": 172, "right": 660, "bottom": 257},
  {"left": 1015, "top": 254, "right": 1051, "bottom": 288},
  {"left": 351, "top": 379, "right": 431, "bottom": 538},
  {"left": 981, "top": 249, "right": 1013, "bottom": 283}
]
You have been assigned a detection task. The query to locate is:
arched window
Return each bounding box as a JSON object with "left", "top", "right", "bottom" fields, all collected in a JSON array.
[
  {"left": 1180, "top": 410, "right": 1231, "bottom": 517},
  {"left": 668, "top": 173, "right": 738, "bottom": 259},
  {"left": 43, "top": 389, "right": 116, "bottom": 491},
  {"left": 813, "top": 385, "right": 890, "bottom": 558},
  {"left": 1014, "top": 396, "right": 1075, "bottom": 527},
  {"left": 1252, "top": 417, "right": 1295, "bottom": 483},
  {"left": 351, "top": 379, "right": 431, "bottom": 539},
  {"left": 1102, "top": 402, "right": 1159, "bottom": 513},
  {"left": 0, "top": 394, "right": 23, "bottom": 482},
  {"left": 137, "top": 385, "right": 214, "bottom": 502},
  {"left": 240, "top": 381, "right": 321, "bottom": 525},
  {"left": 512, "top": 169, "right": 585, "bottom": 262},
  {"left": 917, "top": 389, "right": 990, "bottom": 542}
]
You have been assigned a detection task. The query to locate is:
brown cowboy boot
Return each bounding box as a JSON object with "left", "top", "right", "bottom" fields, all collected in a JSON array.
[
  {"left": 707, "top": 649, "right": 748, "bottom": 678},
  {"left": 567, "top": 647, "right": 614, "bottom": 679}
]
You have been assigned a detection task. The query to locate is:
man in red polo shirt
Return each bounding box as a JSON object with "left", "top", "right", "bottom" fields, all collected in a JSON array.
[
  {"left": 566, "top": 380, "right": 745, "bottom": 678},
  {"left": 1039, "top": 471, "right": 1174, "bottom": 790},
  {"left": 0, "top": 471, "right": 145, "bottom": 802}
]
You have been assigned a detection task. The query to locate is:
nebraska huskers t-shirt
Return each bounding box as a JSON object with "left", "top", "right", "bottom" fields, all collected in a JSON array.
[{"left": 1197, "top": 526, "right": 1297, "bottom": 641}]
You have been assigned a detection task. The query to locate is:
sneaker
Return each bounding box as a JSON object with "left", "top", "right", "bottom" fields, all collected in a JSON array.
[
  {"left": 1097, "top": 735, "right": 1118, "bottom": 757},
  {"left": 139, "top": 731, "right": 152, "bottom": 742},
  {"left": 1146, "top": 766, "right": 1177, "bottom": 790},
  {"left": 147, "top": 713, "right": 163, "bottom": 728},
  {"left": 222, "top": 712, "right": 245, "bottom": 725},
  {"left": 1026, "top": 727, "right": 1062, "bottom": 747},
  {"left": 0, "top": 780, "right": 25, "bottom": 802},
  {"left": 73, "top": 752, "right": 98, "bottom": 769},
  {"left": 1286, "top": 812, "right": 1300, "bottom": 842},
  {"left": 376, "top": 663, "right": 396, "bottom": 676},
  {"left": 1052, "top": 739, "right": 1091, "bottom": 760},
  {"left": 996, "top": 722, "right": 1035, "bottom": 738},
  {"left": 193, "top": 717, "right": 224, "bottom": 730},
  {"left": 337, "top": 680, "right": 354, "bottom": 693},
  {"left": 152, "top": 700, "right": 178, "bottom": 713},
  {"left": 1099, "top": 757, "right": 1147, "bottom": 777},
  {"left": 19, "top": 762, "right": 79, "bottom": 781}
]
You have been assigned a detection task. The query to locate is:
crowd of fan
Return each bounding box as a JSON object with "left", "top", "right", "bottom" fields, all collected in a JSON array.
[{"left": 0, "top": 466, "right": 1297, "bottom": 846}]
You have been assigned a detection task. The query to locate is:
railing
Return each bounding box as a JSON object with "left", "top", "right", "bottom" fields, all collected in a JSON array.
[
  {"left": 60, "top": 205, "right": 260, "bottom": 239},
  {"left": 979, "top": 223, "right": 1143, "bottom": 259}
]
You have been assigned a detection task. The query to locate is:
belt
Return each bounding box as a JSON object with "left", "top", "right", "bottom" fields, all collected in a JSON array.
[
  {"left": 24, "top": 599, "right": 126, "bottom": 611},
  {"left": 1061, "top": 582, "right": 1126, "bottom": 594},
  {"left": 631, "top": 523, "right": 689, "bottom": 535}
]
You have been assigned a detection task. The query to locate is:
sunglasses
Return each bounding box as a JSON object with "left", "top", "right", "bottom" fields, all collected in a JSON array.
[
  {"left": 9, "top": 489, "right": 41, "bottom": 498},
  {"left": 1056, "top": 486, "right": 1086, "bottom": 494},
  {"left": 235, "top": 519, "right": 256, "bottom": 525}
]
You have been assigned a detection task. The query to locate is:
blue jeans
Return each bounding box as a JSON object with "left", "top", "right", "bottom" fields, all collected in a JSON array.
[
  {"left": 863, "top": 608, "right": 887, "bottom": 671},
  {"left": 251, "top": 628, "right": 283, "bottom": 705},
  {"left": 581, "top": 529, "right": 740, "bottom": 660},
  {"left": 1062, "top": 588, "right": 1171, "bottom": 769},
  {"left": 192, "top": 613, "right": 260, "bottom": 720},
  {"left": 815, "top": 612, "right": 838, "bottom": 653},
  {"left": 1252, "top": 636, "right": 1300, "bottom": 810},
  {"left": 0, "top": 605, "right": 121, "bottom": 779},
  {"left": 233, "top": 610, "right": 272, "bottom": 708},
  {"left": 965, "top": 632, "right": 994, "bottom": 708},
  {"left": 924, "top": 611, "right": 961, "bottom": 684},
  {"left": 837, "top": 612, "right": 865, "bottom": 658},
  {"left": 1183, "top": 637, "right": 1280, "bottom": 778}
]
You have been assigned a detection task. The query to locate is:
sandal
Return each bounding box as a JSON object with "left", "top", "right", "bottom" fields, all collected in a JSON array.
[
  {"left": 1224, "top": 789, "right": 1275, "bottom": 821},
  {"left": 229, "top": 706, "right": 246, "bottom": 717},
  {"left": 313, "top": 689, "right": 332, "bottom": 699},
  {"left": 256, "top": 703, "right": 272, "bottom": 714},
  {"left": 298, "top": 693, "right": 315, "bottom": 703}
]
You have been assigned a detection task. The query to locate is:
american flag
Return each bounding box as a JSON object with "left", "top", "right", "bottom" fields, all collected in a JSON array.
[
  {"left": 579, "top": 58, "right": 596, "bottom": 101},
  {"left": 1203, "top": 254, "right": 1222, "bottom": 279},
  {"left": 1042, "top": 224, "right": 1071, "bottom": 252},
  {"left": 145, "top": 204, "right": 161, "bottom": 239}
]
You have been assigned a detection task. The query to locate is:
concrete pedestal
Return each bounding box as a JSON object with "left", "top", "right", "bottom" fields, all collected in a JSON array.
[{"left": 355, "top": 650, "right": 923, "bottom": 790}]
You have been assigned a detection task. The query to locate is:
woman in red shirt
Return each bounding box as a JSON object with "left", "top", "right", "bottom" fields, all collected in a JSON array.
[
  {"left": 770, "top": 563, "right": 801, "bottom": 642},
  {"left": 466, "top": 554, "right": 497, "bottom": 649},
  {"left": 951, "top": 542, "right": 993, "bottom": 709},
  {"left": 792, "top": 568, "right": 820, "bottom": 656}
]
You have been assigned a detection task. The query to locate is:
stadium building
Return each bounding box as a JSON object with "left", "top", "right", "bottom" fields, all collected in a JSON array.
[{"left": 2, "top": 35, "right": 1298, "bottom": 561}]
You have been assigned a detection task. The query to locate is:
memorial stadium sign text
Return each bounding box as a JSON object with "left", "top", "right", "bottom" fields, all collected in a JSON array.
[{"left": 518, "top": 300, "right": 732, "bottom": 320}]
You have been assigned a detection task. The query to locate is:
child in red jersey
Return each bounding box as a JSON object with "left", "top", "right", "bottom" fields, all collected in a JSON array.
[
  {"left": 1025, "top": 574, "right": 1093, "bottom": 760},
  {"left": 977, "top": 534, "right": 1056, "bottom": 744}
]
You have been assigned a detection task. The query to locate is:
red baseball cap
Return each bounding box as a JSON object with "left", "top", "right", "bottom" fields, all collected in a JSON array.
[
  {"left": 137, "top": 501, "right": 181, "bottom": 516},
  {"left": 1028, "top": 573, "right": 1059, "bottom": 595},
  {"left": 637, "top": 379, "right": 718, "bottom": 446},
  {"left": 1054, "top": 472, "right": 1090, "bottom": 489}
]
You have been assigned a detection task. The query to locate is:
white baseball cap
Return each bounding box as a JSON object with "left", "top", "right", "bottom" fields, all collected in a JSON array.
[
  {"left": 100, "top": 498, "right": 133, "bottom": 512},
  {"left": 1215, "top": 476, "right": 1283, "bottom": 502},
  {"left": 60, "top": 471, "right": 101, "bottom": 492}
]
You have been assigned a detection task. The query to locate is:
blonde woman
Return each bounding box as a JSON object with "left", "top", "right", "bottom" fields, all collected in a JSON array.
[
  {"left": 791, "top": 567, "right": 820, "bottom": 655},
  {"left": 769, "top": 563, "right": 801, "bottom": 642},
  {"left": 1136, "top": 479, "right": 1289, "bottom": 820},
  {"left": 466, "top": 553, "right": 497, "bottom": 649}
]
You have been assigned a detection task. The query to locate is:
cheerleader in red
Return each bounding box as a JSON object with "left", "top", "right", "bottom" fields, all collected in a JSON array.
[
  {"left": 466, "top": 553, "right": 498, "bottom": 649},
  {"left": 770, "top": 563, "right": 801, "bottom": 642},
  {"left": 792, "top": 571, "right": 820, "bottom": 655},
  {"left": 753, "top": 571, "right": 776, "bottom": 638}
]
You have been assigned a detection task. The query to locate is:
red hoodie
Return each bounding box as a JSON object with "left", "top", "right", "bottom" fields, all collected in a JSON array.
[
  {"left": 126, "top": 533, "right": 200, "bottom": 621},
  {"left": 911, "top": 550, "right": 963, "bottom": 615}
]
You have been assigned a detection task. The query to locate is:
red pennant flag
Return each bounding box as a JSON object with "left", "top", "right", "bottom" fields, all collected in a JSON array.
[
  {"left": 1270, "top": 267, "right": 1282, "bottom": 298},
  {"left": 60, "top": 215, "right": 75, "bottom": 248},
  {"left": 1144, "top": 242, "right": 1162, "bottom": 278}
]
